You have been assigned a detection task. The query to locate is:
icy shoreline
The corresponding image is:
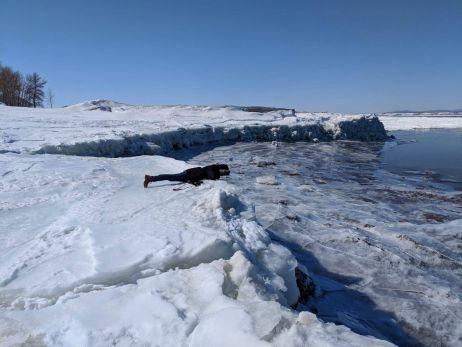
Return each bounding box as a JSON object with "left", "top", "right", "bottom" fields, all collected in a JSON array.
[
  {"left": 0, "top": 103, "right": 387, "bottom": 157},
  {"left": 1, "top": 102, "right": 461, "bottom": 346},
  {"left": 0, "top": 153, "right": 395, "bottom": 347},
  {"left": 379, "top": 115, "right": 462, "bottom": 131},
  {"left": 189, "top": 140, "right": 462, "bottom": 347},
  {"left": 35, "top": 117, "right": 387, "bottom": 157}
]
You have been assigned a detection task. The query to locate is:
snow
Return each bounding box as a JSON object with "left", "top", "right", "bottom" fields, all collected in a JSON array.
[
  {"left": 2, "top": 103, "right": 460, "bottom": 158},
  {"left": 0, "top": 152, "right": 394, "bottom": 346},
  {"left": 378, "top": 113, "right": 462, "bottom": 130},
  {"left": 0, "top": 103, "right": 387, "bottom": 156},
  {"left": 1, "top": 102, "right": 461, "bottom": 346}
]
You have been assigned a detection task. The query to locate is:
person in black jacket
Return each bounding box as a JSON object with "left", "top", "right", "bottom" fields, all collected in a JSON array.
[{"left": 144, "top": 164, "right": 230, "bottom": 188}]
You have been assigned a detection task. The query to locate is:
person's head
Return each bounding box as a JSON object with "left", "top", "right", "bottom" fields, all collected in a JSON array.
[{"left": 216, "top": 164, "right": 230, "bottom": 176}]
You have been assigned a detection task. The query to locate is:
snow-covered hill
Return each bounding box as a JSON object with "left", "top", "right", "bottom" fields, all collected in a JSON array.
[{"left": 63, "top": 99, "right": 133, "bottom": 112}]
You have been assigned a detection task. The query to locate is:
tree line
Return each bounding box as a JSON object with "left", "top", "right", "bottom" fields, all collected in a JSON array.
[{"left": 0, "top": 63, "right": 54, "bottom": 108}]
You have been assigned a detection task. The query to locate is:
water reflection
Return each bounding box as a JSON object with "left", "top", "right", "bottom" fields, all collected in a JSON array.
[{"left": 383, "top": 129, "right": 462, "bottom": 190}]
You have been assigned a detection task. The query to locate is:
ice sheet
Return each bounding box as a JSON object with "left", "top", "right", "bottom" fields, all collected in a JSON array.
[
  {"left": 188, "top": 141, "right": 462, "bottom": 347},
  {"left": 0, "top": 152, "right": 395, "bottom": 346},
  {"left": 2, "top": 102, "right": 461, "bottom": 346}
]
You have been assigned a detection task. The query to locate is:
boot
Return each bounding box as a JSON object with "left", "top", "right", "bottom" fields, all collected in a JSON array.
[{"left": 144, "top": 175, "right": 152, "bottom": 188}]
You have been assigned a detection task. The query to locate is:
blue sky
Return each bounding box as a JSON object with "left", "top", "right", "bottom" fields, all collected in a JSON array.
[{"left": 1, "top": 0, "right": 461, "bottom": 112}]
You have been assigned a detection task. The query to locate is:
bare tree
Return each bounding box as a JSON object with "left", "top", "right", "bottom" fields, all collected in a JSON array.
[
  {"left": 25, "top": 73, "right": 47, "bottom": 108},
  {"left": 0, "top": 64, "right": 2, "bottom": 103},
  {"left": 0, "top": 66, "right": 23, "bottom": 106},
  {"left": 47, "top": 88, "right": 55, "bottom": 108},
  {"left": 0, "top": 64, "right": 50, "bottom": 108}
]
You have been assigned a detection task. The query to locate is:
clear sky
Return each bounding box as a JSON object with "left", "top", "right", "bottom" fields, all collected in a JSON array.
[{"left": 1, "top": 0, "right": 461, "bottom": 113}]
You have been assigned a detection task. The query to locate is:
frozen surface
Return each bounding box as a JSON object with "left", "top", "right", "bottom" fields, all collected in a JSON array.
[
  {"left": 0, "top": 153, "right": 394, "bottom": 347},
  {"left": 188, "top": 140, "right": 462, "bottom": 347},
  {"left": 2, "top": 102, "right": 461, "bottom": 157},
  {"left": 378, "top": 113, "right": 462, "bottom": 131},
  {"left": 1, "top": 103, "right": 461, "bottom": 346},
  {"left": 0, "top": 102, "right": 387, "bottom": 156}
]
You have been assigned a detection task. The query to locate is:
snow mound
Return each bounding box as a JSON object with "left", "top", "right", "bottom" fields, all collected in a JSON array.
[
  {"left": 35, "top": 117, "right": 387, "bottom": 157},
  {"left": 64, "top": 99, "right": 132, "bottom": 111},
  {"left": 0, "top": 103, "right": 388, "bottom": 156}
]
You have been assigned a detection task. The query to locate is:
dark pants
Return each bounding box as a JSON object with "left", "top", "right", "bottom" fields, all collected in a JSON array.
[{"left": 148, "top": 173, "right": 189, "bottom": 183}]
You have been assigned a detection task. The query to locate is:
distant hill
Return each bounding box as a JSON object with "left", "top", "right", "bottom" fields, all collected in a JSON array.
[{"left": 64, "top": 99, "right": 132, "bottom": 112}]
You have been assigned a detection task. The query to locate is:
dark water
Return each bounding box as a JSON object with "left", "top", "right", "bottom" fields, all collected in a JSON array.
[{"left": 382, "top": 129, "right": 462, "bottom": 190}]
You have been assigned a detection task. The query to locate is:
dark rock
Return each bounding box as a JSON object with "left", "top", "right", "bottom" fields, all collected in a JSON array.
[{"left": 295, "top": 267, "right": 315, "bottom": 305}]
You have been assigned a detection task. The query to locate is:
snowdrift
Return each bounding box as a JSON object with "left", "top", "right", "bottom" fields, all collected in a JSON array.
[
  {"left": 35, "top": 116, "right": 387, "bottom": 157},
  {"left": 0, "top": 103, "right": 387, "bottom": 156}
]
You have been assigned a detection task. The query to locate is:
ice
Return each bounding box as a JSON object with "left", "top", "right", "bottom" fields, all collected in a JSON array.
[
  {"left": 1, "top": 102, "right": 460, "bottom": 346},
  {"left": 257, "top": 175, "right": 280, "bottom": 185},
  {"left": 188, "top": 141, "right": 462, "bottom": 346},
  {"left": 378, "top": 113, "right": 462, "bottom": 130},
  {"left": 0, "top": 103, "right": 387, "bottom": 157},
  {"left": 0, "top": 150, "right": 395, "bottom": 346}
]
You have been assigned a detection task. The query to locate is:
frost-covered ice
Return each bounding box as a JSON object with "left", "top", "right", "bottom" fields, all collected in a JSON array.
[
  {"left": 1, "top": 102, "right": 461, "bottom": 346},
  {"left": 378, "top": 112, "right": 462, "bottom": 131},
  {"left": 256, "top": 175, "right": 280, "bottom": 185},
  {"left": 0, "top": 153, "right": 395, "bottom": 347},
  {"left": 0, "top": 101, "right": 387, "bottom": 156},
  {"left": 189, "top": 141, "right": 462, "bottom": 347}
]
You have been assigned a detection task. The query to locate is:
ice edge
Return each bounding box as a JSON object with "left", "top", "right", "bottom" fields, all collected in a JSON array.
[{"left": 34, "top": 116, "right": 387, "bottom": 157}]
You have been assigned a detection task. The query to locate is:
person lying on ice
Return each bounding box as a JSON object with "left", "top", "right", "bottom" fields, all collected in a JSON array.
[{"left": 144, "top": 164, "right": 230, "bottom": 188}]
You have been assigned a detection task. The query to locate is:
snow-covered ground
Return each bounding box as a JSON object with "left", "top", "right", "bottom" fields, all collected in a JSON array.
[
  {"left": 378, "top": 112, "right": 462, "bottom": 131},
  {"left": 0, "top": 154, "right": 395, "bottom": 347},
  {"left": 0, "top": 102, "right": 461, "bottom": 346},
  {"left": 0, "top": 101, "right": 387, "bottom": 156}
]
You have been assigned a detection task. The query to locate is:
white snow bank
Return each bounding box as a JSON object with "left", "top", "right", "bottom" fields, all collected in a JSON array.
[
  {"left": 0, "top": 103, "right": 387, "bottom": 156},
  {"left": 35, "top": 117, "right": 386, "bottom": 157},
  {"left": 0, "top": 153, "right": 395, "bottom": 346},
  {"left": 377, "top": 112, "right": 462, "bottom": 130},
  {"left": 2, "top": 102, "right": 460, "bottom": 156}
]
